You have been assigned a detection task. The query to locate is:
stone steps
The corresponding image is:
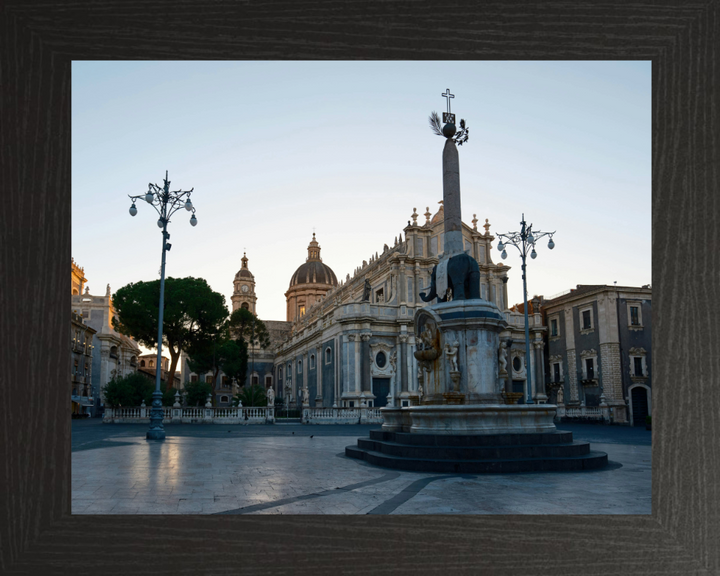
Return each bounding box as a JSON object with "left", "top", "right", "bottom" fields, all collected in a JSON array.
[
  {"left": 356, "top": 438, "right": 592, "bottom": 460},
  {"left": 346, "top": 430, "right": 608, "bottom": 473}
]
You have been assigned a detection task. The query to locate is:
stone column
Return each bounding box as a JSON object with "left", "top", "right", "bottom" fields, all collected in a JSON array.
[
  {"left": 399, "top": 333, "right": 409, "bottom": 394},
  {"left": 501, "top": 276, "right": 509, "bottom": 311},
  {"left": 350, "top": 334, "right": 360, "bottom": 395},
  {"left": 315, "top": 345, "right": 323, "bottom": 406},
  {"left": 398, "top": 256, "right": 407, "bottom": 304},
  {"left": 442, "top": 139, "right": 463, "bottom": 256},
  {"left": 361, "top": 333, "right": 372, "bottom": 393},
  {"left": 533, "top": 339, "right": 547, "bottom": 403}
]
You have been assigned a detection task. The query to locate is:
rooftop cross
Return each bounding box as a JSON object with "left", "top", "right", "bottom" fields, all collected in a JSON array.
[{"left": 442, "top": 89, "right": 455, "bottom": 115}]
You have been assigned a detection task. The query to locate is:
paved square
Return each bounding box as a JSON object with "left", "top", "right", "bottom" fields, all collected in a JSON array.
[{"left": 72, "top": 420, "right": 651, "bottom": 515}]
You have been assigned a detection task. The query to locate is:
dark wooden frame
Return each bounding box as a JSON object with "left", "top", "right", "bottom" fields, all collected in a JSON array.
[{"left": 1, "top": 1, "right": 716, "bottom": 574}]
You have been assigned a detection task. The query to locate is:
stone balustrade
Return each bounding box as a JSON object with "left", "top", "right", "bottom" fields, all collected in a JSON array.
[
  {"left": 102, "top": 406, "right": 385, "bottom": 425},
  {"left": 559, "top": 405, "right": 610, "bottom": 421}
]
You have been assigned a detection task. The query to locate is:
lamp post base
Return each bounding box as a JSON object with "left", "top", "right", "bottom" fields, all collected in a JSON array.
[{"left": 146, "top": 429, "right": 166, "bottom": 440}]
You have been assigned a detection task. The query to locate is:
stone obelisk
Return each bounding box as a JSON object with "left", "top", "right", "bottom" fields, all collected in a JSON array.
[{"left": 442, "top": 138, "right": 463, "bottom": 257}]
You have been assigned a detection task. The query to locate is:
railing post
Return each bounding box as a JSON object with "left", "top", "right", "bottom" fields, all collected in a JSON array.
[
  {"left": 204, "top": 394, "right": 213, "bottom": 423},
  {"left": 140, "top": 400, "right": 147, "bottom": 419}
]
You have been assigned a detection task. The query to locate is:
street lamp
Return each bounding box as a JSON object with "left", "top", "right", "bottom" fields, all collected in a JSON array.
[
  {"left": 128, "top": 170, "right": 197, "bottom": 440},
  {"left": 496, "top": 214, "right": 555, "bottom": 405}
]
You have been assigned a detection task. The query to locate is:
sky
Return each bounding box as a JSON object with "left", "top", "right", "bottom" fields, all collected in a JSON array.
[{"left": 72, "top": 60, "right": 651, "bottom": 341}]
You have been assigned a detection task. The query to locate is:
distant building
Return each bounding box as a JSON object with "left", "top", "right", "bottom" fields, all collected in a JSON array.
[
  {"left": 71, "top": 275, "right": 140, "bottom": 415},
  {"left": 137, "top": 353, "right": 181, "bottom": 389},
  {"left": 541, "top": 284, "right": 652, "bottom": 425},
  {"left": 71, "top": 311, "right": 97, "bottom": 415}
]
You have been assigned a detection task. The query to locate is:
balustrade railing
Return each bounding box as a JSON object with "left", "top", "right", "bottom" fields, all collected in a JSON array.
[{"left": 103, "top": 405, "right": 386, "bottom": 425}]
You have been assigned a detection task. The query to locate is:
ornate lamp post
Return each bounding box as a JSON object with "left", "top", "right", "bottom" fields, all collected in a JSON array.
[
  {"left": 128, "top": 171, "right": 197, "bottom": 440},
  {"left": 496, "top": 214, "right": 555, "bottom": 404}
]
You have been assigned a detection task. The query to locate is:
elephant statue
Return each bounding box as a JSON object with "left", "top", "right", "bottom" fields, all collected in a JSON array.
[{"left": 419, "top": 253, "right": 480, "bottom": 303}]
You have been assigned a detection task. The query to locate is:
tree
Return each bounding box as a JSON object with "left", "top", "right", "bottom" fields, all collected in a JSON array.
[
  {"left": 227, "top": 308, "right": 271, "bottom": 384},
  {"left": 112, "top": 277, "right": 228, "bottom": 389},
  {"left": 186, "top": 326, "right": 248, "bottom": 390},
  {"left": 103, "top": 372, "right": 177, "bottom": 407},
  {"left": 184, "top": 380, "right": 213, "bottom": 407},
  {"left": 233, "top": 384, "right": 267, "bottom": 407}
]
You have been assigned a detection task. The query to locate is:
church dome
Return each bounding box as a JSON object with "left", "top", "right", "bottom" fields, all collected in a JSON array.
[{"left": 289, "top": 233, "right": 338, "bottom": 288}]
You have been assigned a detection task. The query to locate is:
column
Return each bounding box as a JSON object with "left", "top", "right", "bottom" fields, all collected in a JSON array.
[
  {"left": 533, "top": 339, "right": 547, "bottom": 402},
  {"left": 349, "top": 334, "right": 360, "bottom": 395},
  {"left": 442, "top": 139, "right": 463, "bottom": 255},
  {"left": 398, "top": 257, "right": 407, "bottom": 304},
  {"left": 399, "top": 333, "right": 409, "bottom": 394},
  {"left": 315, "top": 345, "right": 323, "bottom": 406},
  {"left": 361, "top": 333, "right": 371, "bottom": 393}
]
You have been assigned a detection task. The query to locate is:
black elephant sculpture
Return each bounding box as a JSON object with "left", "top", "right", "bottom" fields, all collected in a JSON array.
[{"left": 419, "top": 253, "right": 481, "bottom": 303}]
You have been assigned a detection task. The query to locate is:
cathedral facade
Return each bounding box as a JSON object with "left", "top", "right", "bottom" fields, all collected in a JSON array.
[{"left": 252, "top": 203, "right": 547, "bottom": 409}]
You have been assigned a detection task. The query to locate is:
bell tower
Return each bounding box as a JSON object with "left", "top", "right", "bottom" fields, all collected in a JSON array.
[{"left": 231, "top": 252, "right": 257, "bottom": 314}]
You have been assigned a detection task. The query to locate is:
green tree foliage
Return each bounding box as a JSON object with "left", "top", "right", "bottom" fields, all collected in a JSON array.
[
  {"left": 184, "top": 380, "right": 213, "bottom": 407},
  {"left": 228, "top": 308, "right": 271, "bottom": 350},
  {"left": 112, "top": 277, "right": 228, "bottom": 389},
  {"left": 102, "top": 372, "right": 153, "bottom": 407},
  {"left": 103, "top": 372, "right": 177, "bottom": 407},
  {"left": 186, "top": 327, "right": 248, "bottom": 389},
  {"left": 233, "top": 384, "right": 267, "bottom": 407}
]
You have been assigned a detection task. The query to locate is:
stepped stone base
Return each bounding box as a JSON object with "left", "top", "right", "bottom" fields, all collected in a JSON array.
[
  {"left": 380, "top": 404, "right": 558, "bottom": 435},
  {"left": 346, "top": 429, "right": 608, "bottom": 473}
]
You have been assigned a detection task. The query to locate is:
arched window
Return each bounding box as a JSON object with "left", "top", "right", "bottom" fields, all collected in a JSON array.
[
  {"left": 265, "top": 374, "right": 273, "bottom": 387},
  {"left": 140, "top": 360, "right": 146, "bottom": 367},
  {"left": 149, "top": 359, "right": 154, "bottom": 367},
  {"left": 310, "top": 354, "right": 315, "bottom": 369},
  {"left": 220, "top": 395, "right": 229, "bottom": 403},
  {"left": 241, "top": 302, "right": 249, "bottom": 310},
  {"left": 325, "top": 347, "right": 332, "bottom": 364},
  {"left": 251, "top": 373, "right": 259, "bottom": 386}
]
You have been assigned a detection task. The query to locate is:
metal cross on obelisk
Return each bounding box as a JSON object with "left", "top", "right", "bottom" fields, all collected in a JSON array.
[{"left": 442, "top": 89, "right": 456, "bottom": 124}]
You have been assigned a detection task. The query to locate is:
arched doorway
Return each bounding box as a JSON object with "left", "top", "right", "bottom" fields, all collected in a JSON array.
[{"left": 630, "top": 385, "right": 650, "bottom": 426}]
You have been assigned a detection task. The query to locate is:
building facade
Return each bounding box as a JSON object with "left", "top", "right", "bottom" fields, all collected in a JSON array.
[
  {"left": 541, "top": 284, "right": 652, "bottom": 425},
  {"left": 270, "top": 204, "right": 547, "bottom": 409},
  {"left": 71, "top": 311, "right": 97, "bottom": 415},
  {"left": 71, "top": 278, "right": 140, "bottom": 415}
]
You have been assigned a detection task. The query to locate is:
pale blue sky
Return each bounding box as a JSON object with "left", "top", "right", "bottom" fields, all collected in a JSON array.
[{"left": 72, "top": 61, "right": 651, "bottom": 329}]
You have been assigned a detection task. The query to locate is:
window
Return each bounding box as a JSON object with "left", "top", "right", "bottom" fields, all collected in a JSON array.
[
  {"left": 630, "top": 306, "right": 640, "bottom": 326},
  {"left": 190, "top": 374, "right": 198, "bottom": 383},
  {"left": 349, "top": 401, "right": 355, "bottom": 408},
  {"left": 512, "top": 356, "right": 522, "bottom": 372},
  {"left": 220, "top": 395, "right": 228, "bottom": 403},
  {"left": 206, "top": 375, "right": 213, "bottom": 384},
  {"left": 222, "top": 376, "right": 229, "bottom": 388},
  {"left": 278, "top": 367, "right": 283, "bottom": 381},
  {"left": 553, "top": 363, "right": 561, "bottom": 383},
  {"left": 582, "top": 310, "right": 591, "bottom": 330},
  {"left": 627, "top": 302, "right": 643, "bottom": 328},
  {"left": 149, "top": 360, "right": 154, "bottom": 367},
  {"left": 299, "top": 305, "right": 305, "bottom": 317},
  {"left": 376, "top": 351, "right": 386, "bottom": 368},
  {"left": 375, "top": 288, "right": 384, "bottom": 303},
  {"left": 297, "top": 360, "right": 302, "bottom": 373},
  {"left": 310, "top": 355, "right": 315, "bottom": 369},
  {"left": 251, "top": 374, "right": 259, "bottom": 385},
  {"left": 265, "top": 375, "right": 273, "bottom": 387},
  {"left": 585, "top": 358, "right": 595, "bottom": 380},
  {"left": 634, "top": 357, "right": 643, "bottom": 377},
  {"left": 430, "top": 236, "right": 438, "bottom": 256},
  {"left": 325, "top": 347, "right": 332, "bottom": 364},
  {"left": 141, "top": 360, "right": 146, "bottom": 367},
  {"left": 241, "top": 302, "right": 249, "bottom": 310},
  {"left": 550, "top": 318, "right": 558, "bottom": 337}
]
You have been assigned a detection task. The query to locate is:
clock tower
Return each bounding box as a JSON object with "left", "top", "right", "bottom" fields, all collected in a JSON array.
[{"left": 231, "top": 252, "right": 257, "bottom": 314}]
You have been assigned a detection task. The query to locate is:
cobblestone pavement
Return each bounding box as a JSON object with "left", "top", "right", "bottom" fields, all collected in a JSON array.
[{"left": 72, "top": 419, "right": 651, "bottom": 515}]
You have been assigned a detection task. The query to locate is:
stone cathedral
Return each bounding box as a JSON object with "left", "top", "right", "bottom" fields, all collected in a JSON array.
[{"left": 230, "top": 203, "right": 548, "bottom": 410}]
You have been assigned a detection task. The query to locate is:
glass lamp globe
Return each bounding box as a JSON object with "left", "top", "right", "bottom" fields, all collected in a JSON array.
[
  {"left": 190, "top": 214, "right": 197, "bottom": 227},
  {"left": 145, "top": 191, "right": 154, "bottom": 203},
  {"left": 129, "top": 203, "right": 137, "bottom": 216},
  {"left": 185, "top": 199, "right": 193, "bottom": 211},
  {"left": 527, "top": 233, "right": 534, "bottom": 244},
  {"left": 157, "top": 218, "right": 163, "bottom": 228},
  {"left": 501, "top": 249, "right": 507, "bottom": 260},
  {"left": 531, "top": 248, "right": 537, "bottom": 259},
  {"left": 548, "top": 238, "right": 555, "bottom": 250},
  {"left": 497, "top": 241, "right": 504, "bottom": 251}
]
